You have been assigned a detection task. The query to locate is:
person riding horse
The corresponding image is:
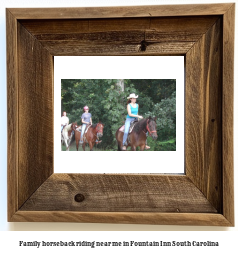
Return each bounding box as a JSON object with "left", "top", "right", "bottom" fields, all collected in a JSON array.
[
  {"left": 122, "top": 93, "right": 150, "bottom": 150},
  {"left": 79, "top": 106, "right": 92, "bottom": 144},
  {"left": 61, "top": 111, "right": 69, "bottom": 132},
  {"left": 79, "top": 106, "right": 101, "bottom": 145}
]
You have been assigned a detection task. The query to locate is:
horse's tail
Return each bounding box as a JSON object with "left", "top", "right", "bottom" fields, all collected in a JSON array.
[
  {"left": 118, "top": 143, "right": 122, "bottom": 151},
  {"left": 115, "top": 129, "right": 122, "bottom": 151}
]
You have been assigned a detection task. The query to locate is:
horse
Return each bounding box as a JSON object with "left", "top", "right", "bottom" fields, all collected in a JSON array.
[
  {"left": 75, "top": 122, "right": 104, "bottom": 151},
  {"left": 61, "top": 122, "right": 78, "bottom": 151},
  {"left": 115, "top": 116, "right": 158, "bottom": 151}
]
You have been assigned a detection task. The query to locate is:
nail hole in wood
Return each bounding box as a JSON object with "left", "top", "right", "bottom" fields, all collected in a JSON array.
[
  {"left": 74, "top": 194, "right": 85, "bottom": 202},
  {"left": 211, "top": 119, "right": 215, "bottom": 122}
]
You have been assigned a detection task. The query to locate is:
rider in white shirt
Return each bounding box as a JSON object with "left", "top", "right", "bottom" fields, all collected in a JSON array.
[{"left": 61, "top": 111, "right": 69, "bottom": 132}]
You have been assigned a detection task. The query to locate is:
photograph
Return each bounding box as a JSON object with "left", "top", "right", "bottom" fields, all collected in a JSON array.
[
  {"left": 61, "top": 79, "right": 176, "bottom": 152},
  {"left": 54, "top": 56, "right": 184, "bottom": 174}
]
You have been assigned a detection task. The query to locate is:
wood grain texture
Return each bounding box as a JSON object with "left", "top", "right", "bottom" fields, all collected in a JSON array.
[
  {"left": 18, "top": 23, "right": 54, "bottom": 208},
  {"left": 20, "top": 17, "right": 218, "bottom": 34},
  {"left": 6, "top": 9, "right": 18, "bottom": 221},
  {"left": 222, "top": 4, "right": 235, "bottom": 226},
  {"left": 8, "top": 4, "right": 233, "bottom": 19},
  {"left": 19, "top": 17, "right": 218, "bottom": 56},
  {"left": 11, "top": 211, "right": 232, "bottom": 226},
  {"left": 37, "top": 41, "right": 193, "bottom": 56},
  {"left": 6, "top": 4, "right": 234, "bottom": 225},
  {"left": 20, "top": 174, "right": 217, "bottom": 213},
  {"left": 186, "top": 18, "right": 222, "bottom": 212}
]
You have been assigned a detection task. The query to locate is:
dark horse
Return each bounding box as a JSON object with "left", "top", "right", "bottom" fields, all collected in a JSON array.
[
  {"left": 116, "top": 117, "right": 158, "bottom": 151},
  {"left": 75, "top": 122, "right": 104, "bottom": 151}
]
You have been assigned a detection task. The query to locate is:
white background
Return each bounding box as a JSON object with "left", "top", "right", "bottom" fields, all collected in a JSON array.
[
  {"left": 55, "top": 56, "right": 184, "bottom": 173},
  {"left": 0, "top": 0, "right": 237, "bottom": 253}
]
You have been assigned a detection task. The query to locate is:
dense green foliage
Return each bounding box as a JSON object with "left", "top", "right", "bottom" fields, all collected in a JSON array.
[{"left": 61, "top": 79, "right": 176, "bottom": 151}]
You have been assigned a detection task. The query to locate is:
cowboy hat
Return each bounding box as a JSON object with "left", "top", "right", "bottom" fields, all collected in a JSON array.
[{"left": 127, "top": 93, "right": 138, "bottom": 99}]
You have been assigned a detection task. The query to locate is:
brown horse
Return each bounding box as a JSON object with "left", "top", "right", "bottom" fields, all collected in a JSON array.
[
  {"left": 116, "top": 117, "right": 158, "bottom": 151},
  {"left": 75, "top": 122, "right": 104, "bottom": 151}
]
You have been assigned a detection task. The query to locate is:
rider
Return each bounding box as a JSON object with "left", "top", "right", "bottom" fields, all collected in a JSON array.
[
  {"left": 122, "top": 93, "right": 143, "bottom": 150},
  {"left": 61, "top": 111, "right": 69, "bottom": 132},
  {"left": 122, "top": 93, "right": 150, "bottom": 151},
  {"left": 80, "top": 106, "right": 92, "bottom": 144},
  {"left": 79, "top": 106, "right": 102, "bottom": 145}
]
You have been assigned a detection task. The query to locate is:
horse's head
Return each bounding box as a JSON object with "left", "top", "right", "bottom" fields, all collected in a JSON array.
[
  {"left": 147, "top": 117, "right": 158, "bottom": 140},
  {"left": 71, "top": 122, "right": 78, "bottom": 130},
  {"left": 96, "top": 122, "right": 104, "bottom": 138}
]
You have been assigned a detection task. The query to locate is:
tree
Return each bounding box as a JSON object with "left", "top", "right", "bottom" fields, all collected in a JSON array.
[
  {"left": 61, "top": 79, "right": 176, "bottom": 151},
  {"left": 116, "top": 79, "right": 124, "bottom": 91}
]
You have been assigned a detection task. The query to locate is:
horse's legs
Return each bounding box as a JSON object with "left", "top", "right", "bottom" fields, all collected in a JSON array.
[
  {"left": 140, "top": 145, "right": 146, "bottom": 151},
  {"left": 82, "top": 142, "right": 86, "bottom": 151},
  {"left": 89, "top": 141, "right": 94, "bottom": 151},
  {"left": 116, "top": 130, "right": 125, "bottom": 151},
  {"left": 66, "top": 141, "right": 70, "bottom": 151},
  {"left": 65, "top": 139, "right": 69, "bottom": 151},
  {"left": 139, "top": 135, "right": 147, "bottom": 151},
  {"left": 76, "top": 139, "right": 79, "bottom": 151},
  {"left": 118, "top": 141, "right": 123, "bottom": 151},
  {"left": 131, "top": 145, "right": 136, "bottom": 151},
  {"left": 75, "top": 131, "right": 81, "bottom": 151}
]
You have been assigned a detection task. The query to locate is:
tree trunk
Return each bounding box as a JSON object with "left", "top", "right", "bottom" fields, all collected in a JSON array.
[{"left": 116, "top": 79, "right": 124, "bottom": 91}]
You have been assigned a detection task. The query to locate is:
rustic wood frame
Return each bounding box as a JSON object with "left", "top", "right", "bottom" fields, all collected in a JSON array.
[{"left": 7, "top": 4, "right": 234, "bottom": 226}]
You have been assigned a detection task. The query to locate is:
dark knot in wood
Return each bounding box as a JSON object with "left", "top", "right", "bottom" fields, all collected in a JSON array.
[
  {"left": 74, "top": 193, "right": 85, "bottom": 202},
  {"left": 140, "top": 40, "right": 147, "bottom": 52},
  {"left": 211, "top": 119, "right": 215, "bottom": 122}
]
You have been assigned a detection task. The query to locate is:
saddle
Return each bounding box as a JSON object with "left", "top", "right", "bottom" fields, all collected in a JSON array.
[
  {"left": 119, "top": 120, "right": 138, "bottom": 134},
  {"left": 76, "top": 124, "right": 91, "bottom": 143},
  {"left": 76, "top": 124, "right": 91, "bottom": 133}
]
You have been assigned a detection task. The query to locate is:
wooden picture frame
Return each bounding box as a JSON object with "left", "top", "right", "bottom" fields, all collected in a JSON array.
[{"left": 7, "top": 3, "right": 234, "bottom": 226}]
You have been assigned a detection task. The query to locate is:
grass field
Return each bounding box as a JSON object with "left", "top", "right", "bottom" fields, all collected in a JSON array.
[
  {"left": 61, "top": 141, "right": 103, "bottom": 151},
  {"left": 61, "top": 139, "right": 175, "bottom": 151}
]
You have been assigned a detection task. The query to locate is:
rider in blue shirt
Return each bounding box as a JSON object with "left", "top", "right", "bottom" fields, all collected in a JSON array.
[{"left": 122, "top": 93, "right": 143, "bottom": 150}]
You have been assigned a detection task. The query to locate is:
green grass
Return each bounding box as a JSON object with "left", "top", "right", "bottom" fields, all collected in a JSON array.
[
  {"left": 61, "top": 139, "right": 176, "bottom": 151},
  {"left": 159, "top": 138, "right": 176, "bottom": 145},
  {"left": 61, "top": 141, "right": 103, "bottom": 151},
  {"left": 156, "top": 138, "right": 176, "bottom": 151}
]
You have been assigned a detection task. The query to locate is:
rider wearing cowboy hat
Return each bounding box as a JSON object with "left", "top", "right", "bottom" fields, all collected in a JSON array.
[
  {"left": 122, "top": 93, "right": 143, "bottom": 150},
  {"left": 122, "top": 93, "right": 150, "bottom": 151}
]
